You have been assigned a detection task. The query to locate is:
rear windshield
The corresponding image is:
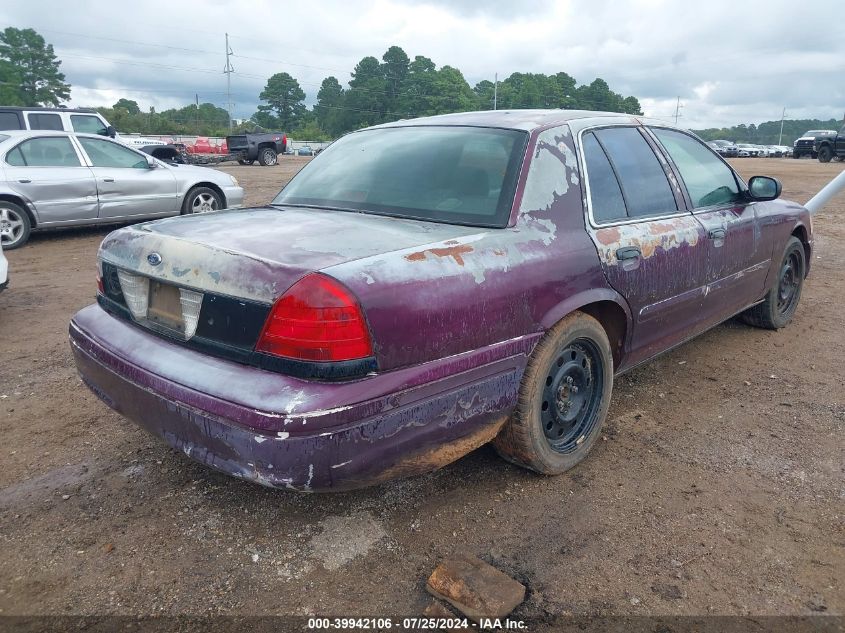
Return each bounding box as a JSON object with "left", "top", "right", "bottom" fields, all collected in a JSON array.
[{"left": 273, "top": 126, "right": 528, "bottom": 227}]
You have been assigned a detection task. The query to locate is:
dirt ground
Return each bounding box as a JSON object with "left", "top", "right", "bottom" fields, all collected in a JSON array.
[{"left": 0, "top": 156, "right": 842, "bottom": 622}]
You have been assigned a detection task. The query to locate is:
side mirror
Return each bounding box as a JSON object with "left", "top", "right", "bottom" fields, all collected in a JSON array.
[
  {"left": 145, "top": 155, "right": 158, "bottom": 169},
  {"left": 106, "top": 125, "right": 116, "bottom": 138},
  {"left": 748, "top": 176, "right": 782, "bottom": 201}
]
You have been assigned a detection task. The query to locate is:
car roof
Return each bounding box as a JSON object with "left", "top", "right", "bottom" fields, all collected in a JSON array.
[
  {"left": 0, "top": 130, "right": 130, "bottom": 148},
  {"left": 364, "top": 109, "right": 669, "bottom": 133},
  {"left": 0, "top": 130, "right": 113, "bottom": 139},
  {"left": 0, "top": 106, "right": 99, "bottom": 114}
]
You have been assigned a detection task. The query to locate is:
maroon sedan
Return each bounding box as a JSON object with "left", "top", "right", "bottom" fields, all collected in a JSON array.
[{"left": 70, "top": 110, "right": 812, "bottom": 491}]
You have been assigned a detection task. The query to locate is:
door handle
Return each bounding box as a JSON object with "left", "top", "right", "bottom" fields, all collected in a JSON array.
[
  {"left": 616, "top": 246, "right": 641, "bottom": 260},
  {"left": 18, "top": 179, "right": 31, "bottom": 183},
  {"left": 103, "top": 178, "right": 115, "bottom": 182},
  {"left": 708, "top": 228, "right": 726, "bottom": 240}
]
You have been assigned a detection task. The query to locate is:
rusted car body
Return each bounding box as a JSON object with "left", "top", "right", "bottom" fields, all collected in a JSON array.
[{"left": 70, "top": 110, "right": 812, "bottom": 491}]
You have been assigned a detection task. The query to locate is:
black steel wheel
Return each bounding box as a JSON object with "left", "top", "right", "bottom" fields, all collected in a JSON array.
[
  {"left": 494, "top": 311, "right": 614, "bottom": 475},
  {"left": 776, "top": 248, "right": 803, "bottom": 318},
  {"left": 741, "top": 236, "right": 805, "bottom": 329},
  {"left": 540, "top": 339, "right": 605, "bottom": 453}
]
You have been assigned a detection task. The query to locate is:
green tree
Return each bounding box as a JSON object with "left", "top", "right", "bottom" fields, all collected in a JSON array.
[
  {"left": 430, "top": 66, "right": 475, "bottom": 114},
  {"left": 473, "top": 80, "right": 496, "bottom": 110},
  {"left": 0, "top": 27, "right": 70, "bottom": 106},
  {"left": 346, "top": 56, "right": 387, "bottom": 128},
  {"left": 574, "top": 78, "right": 621, "bottom": 112},
  {"left": 380, "top": 45, "right": 410, "bottom": 120},
  {"left": 251, "top": 109, "right": 280, "bottom": 130},
  {"left": 397, "top": 55, "right": 438, "bottom": 117},
  {"left": 315, "top": 76, "right": 345, "bottom": 136},
  {"left": 257, "top": 72, "right": 306, "bottom": 131},
  {"left": 691, "top": 117, "right": 843, "bottom": 146},
  {"left": 620, "top": 96, "right": 643, "bottom": 115},
  {"left": 0, "top": 60, "right": 24, "bottom": 105},
  {"left": 113, "top": 98, "right": 141, "bottom": 114}
]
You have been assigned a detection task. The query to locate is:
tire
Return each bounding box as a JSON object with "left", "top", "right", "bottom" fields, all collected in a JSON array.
[
  {"left": 741, "top": 237, "right": 805, "bottom": 330},
  {"left": 181, "top": 186, "right": 223, "bottom": 215},
  {"left": 493, "top": 312, "right": 614, "bottom": 475},
  {"left": 792, "top": 151, "right": 800, "bottom": 159},
  {"left": 237, "top": 159, "right": 254, "bottom": 166},
  {"left": 818, "top": 145, "right": 833, "bottom": 163},
  {"left": 258, "top": 147, "right": 277, "bottom": 166},
  {"left": 0, "top": 201, "right": 32, "bottom": 249}
]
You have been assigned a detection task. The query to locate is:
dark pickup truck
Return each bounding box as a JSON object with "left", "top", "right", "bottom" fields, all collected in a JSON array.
[
  {"left": 792, "top": 129, "right": 836, "bottom": 159},
  {"left": 814, "top": 125, "right": 845, "bottom": 163},
  {"left": 225, "top": 132, "right": 287, "bottom": 166}
]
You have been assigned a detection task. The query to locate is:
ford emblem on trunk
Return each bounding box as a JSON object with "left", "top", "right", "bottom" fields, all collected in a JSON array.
[{"left": 147, "top": 252, "right": 162, "bottom": 266}]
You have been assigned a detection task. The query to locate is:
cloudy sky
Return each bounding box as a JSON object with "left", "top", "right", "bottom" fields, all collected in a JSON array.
[{"left": 2, "top": 0, "right": 843, "bottom": 129}]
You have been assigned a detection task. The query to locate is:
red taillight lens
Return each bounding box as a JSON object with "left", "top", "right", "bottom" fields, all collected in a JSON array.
[{"left": 256, "top": 274, "right": 373, "bottom": 362}]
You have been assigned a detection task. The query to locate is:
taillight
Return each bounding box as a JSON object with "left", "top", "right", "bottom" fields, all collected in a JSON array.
[{"left": 256, "top": 274, "right": 373, "bottom": 362}]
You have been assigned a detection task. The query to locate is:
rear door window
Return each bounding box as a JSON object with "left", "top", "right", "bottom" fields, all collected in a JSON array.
[
  {"left": 5, "top": 137, "right": 81, "bottom": 167},
  {"left": 583, "top": 132, "right": 627, "bottom": 224},
  {"left": 0, "top": 111, "right": 23, "bottom": 130},
  {"left": 650, "top": 128, "right": 742, "bottom": 208},
  {"left": 593, "top": 127, "right": 678, "bottom": 218},
  {"left": 27, "top": 113, "right": 64, "bottom": 131},
  {"left": 71, "top": 115, "right": 109, "bottom": 136}
]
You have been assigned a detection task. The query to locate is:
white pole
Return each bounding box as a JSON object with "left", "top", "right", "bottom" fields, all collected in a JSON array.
[
  {"left": 778, "top": 107, "right": 786, "bottom": 145},
  {"left": 805, "top": 168, "right": 845, "bottom": 215},
  {"left": 493, "top": 73, "right": 498, "bottom": 111}
]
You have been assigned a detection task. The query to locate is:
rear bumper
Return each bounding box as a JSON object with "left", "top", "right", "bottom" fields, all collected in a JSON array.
[{"left": 70, "top": 305, "right": 531, "bottom": 491}]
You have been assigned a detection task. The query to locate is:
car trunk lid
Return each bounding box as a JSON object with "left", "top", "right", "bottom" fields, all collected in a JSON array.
[{"left": 99, "top": 205, "right": 485, "bottom": 304}]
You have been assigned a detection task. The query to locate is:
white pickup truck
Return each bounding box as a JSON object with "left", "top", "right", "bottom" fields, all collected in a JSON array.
[{"left": 0, "top": 107, "right": 178, "bottom": 160}]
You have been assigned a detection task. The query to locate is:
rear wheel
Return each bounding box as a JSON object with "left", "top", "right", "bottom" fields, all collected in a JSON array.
[
  {"left": 181, "top": 187, "right": 223, "bottom": 215},
  {"left": 493, "top": 312, "right": 613, "bottom": 475},
  {"left": 258, "top": 147, "right": 277, "bottom": 166},
  {"left": 818, "top": 145, "right": 833, "bottom": 163},
  {"left": 0, "top": 201, "right": 31, "bottom": 249},
  {"left": 741, "top": 237, "right": 805, "bottom": 329}
]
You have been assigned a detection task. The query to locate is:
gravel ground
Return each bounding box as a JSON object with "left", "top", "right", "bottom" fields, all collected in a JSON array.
[{"left": 0, "top": 156, "right": 842, "bottom": 620}]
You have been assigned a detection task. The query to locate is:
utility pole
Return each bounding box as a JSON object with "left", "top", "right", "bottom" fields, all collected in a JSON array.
[
  {"left": 673, "top": 96, "right": 683, "bottom": 124},
  {"left": 493, "top": 73, "right": 498, "bottom": 110},
  {"left": 224, "top": 33, "right": 234, "bottom": 132},
  {"left": 778, "top": 107, "right": 786, "bottom": 145}
]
